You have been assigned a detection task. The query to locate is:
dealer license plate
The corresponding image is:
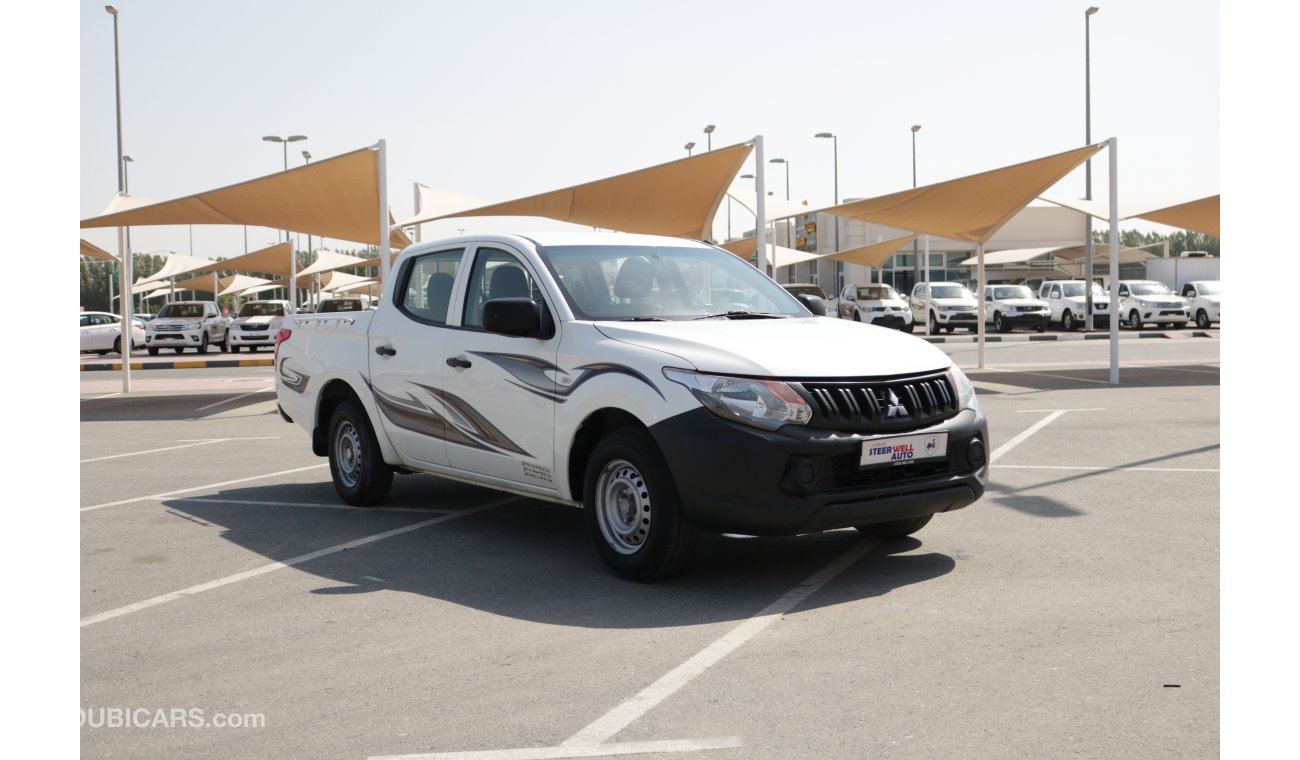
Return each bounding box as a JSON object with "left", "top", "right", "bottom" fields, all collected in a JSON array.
[{"left": 860, "top": 432, "right": 948, "bottom": 467}]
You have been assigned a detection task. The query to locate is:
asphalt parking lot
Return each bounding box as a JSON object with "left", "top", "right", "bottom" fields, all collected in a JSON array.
[{"left": 80, "top": 337, "right": 1220, "bottom": 759}]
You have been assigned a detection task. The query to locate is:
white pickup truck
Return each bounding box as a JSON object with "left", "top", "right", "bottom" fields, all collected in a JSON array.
[
  {"left": 832, "top": 283, "right": 914, "bottom": 332},
  {"left": 275, "top": 232, "right": 988, "bottom": 580}
]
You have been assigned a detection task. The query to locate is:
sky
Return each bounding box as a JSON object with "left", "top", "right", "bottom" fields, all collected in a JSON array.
[{"left": 77, "top": 0, "right": 1219, "bottom": 260}]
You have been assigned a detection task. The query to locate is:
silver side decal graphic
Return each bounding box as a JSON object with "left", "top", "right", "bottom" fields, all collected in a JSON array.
[
  {"left": 469, "top": 352, "right": 664, "bottom": 402},
  {"left": 364, "top": 378, "right": 531, "bottom": 457},
  {"left": 278, "top": 361, "right": 310, "bottom": 395}
]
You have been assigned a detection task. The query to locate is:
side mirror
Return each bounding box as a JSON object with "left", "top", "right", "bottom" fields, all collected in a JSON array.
[
  {"left": 483, "top": 298, "right": 553, "bottom": 339},
  {"left": 796, "top": 294, "right": 828, "bottom": 316}
]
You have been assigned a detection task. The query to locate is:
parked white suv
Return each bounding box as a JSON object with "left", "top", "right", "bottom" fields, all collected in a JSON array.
[
  {"left": 1038, "top": 280, "right": 1111, "bottom": 331},
  {"left": 836, "top": 283, "right": 914, "bottom": 332},
  {"left": 80, "top": 311, "right": 145, "bottom": 356},
  {"left": 983, "top": 285, "right": 1050, "bottom": 333},
  {"left": 229, "top": 300, "right": 295, "bottom": 353},
  {"left": 1115, "top": 280, "right": 1190, "bottom": 330},
  {"left": 145, "top": 300, "right": 230, "bottom": 355},
  {"left": 908, "top": 281, "right": 979, "bottom": 335},
  {"left": 1179, "top": 280, "right": 1220, "bottom": 328}
]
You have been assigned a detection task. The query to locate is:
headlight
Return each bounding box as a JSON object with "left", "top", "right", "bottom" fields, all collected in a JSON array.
[
  {"left": 946, "top": 365, "right": 976, "bottom": 409},
  {"left": 663, "top": 369, "right": 811, "bottom": 431},
  {"left": 1139, "top": 300, "right": 1154, "bottom": 307}
]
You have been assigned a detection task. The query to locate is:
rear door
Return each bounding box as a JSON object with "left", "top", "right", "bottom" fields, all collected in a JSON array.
[
  {"left": 440, "top": 243, "right": 560, "bottom": 491},
  {"left": 366, "top": 246, "right": 467, "bottom": 469}
]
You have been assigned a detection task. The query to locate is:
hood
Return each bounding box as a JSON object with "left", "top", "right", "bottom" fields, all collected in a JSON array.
[
  {"left": 998, "top": 298, "right": 1047, "bottom": 308},
  {"left": 595, "top": 317, "right": 952, "bottom": 377},
  {"left": 932, "top": 297, "right": 977, "bottom": 307},
  {"left": 149, "top": 318, "right": 203, "bottom": 328},
  {"left": 860, "top": 298, "right": 908, "bottom": 309}
]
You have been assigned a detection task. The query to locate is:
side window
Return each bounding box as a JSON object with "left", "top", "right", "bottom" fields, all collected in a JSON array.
[
  {"left": 80, "top": 315, "right": 91, "bottom": 327},
  {"left": 1050, "top": 286, "right": 1060, "bottom": 299},
  {"left": 399, "top": 248, "right": 464, "bottom": 325},
  {"left": 911, "top": 284, "right": 924, "bottom": 298},
  {"left": 1119, "top": 285, "right": 1129, "bottom": 298},
  {"left": 1182, "top": 285, "right": 1194, "bottom": 297},
  {"left": 463, "top": 247, "right": 545, "bottom": 330}
]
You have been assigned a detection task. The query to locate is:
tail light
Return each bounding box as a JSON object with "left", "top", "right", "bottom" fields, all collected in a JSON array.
[{"left": 274, "top": 328, "right": 292, "bottom": 360}]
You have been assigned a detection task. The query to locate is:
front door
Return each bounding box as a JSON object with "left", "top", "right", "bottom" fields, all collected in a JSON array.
[
  {"left": 440, "top": 244, "right": 560, "bottom": 492},
  {"left": 366, "top": 246, "right": 467, "bottom": 469}
]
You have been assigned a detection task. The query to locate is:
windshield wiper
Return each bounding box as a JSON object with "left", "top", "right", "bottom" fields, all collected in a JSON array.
[
  {"left": 620, "top": 316, "right": 666, "bottom": 322},
  {"left": 693, "top": 311, "right": 785, "bottom": 320}
]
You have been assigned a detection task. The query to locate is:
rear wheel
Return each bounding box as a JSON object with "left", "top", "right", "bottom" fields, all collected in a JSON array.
[
  {"left": 328, "top": 400, "right": 393, "bottom": 506},
  {"left": 113, "top": 337, "right": 122, "bottom": 355},
  {"left": 902, "top": 323, "right": 915, "bottom": 334},
  {"left": 1196, "top": 309, "right": 1211, "bottom": 329},
  {"left": 856, "top": 514, "right": 933, "bottom": 539},
  {"left": 584, "top": 428, "right": 693, "bottom": 581}
]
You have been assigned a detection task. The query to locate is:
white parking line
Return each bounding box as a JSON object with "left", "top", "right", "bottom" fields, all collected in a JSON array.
[
  {"left": 194, "top": 387, "right": 275, "bottom": 412},
  {"left": 167, "top": 496, "right": 452, "bottom": 514},
  {"left": 369, "top": 737, "right": 743, "bottom": 760},
  {"left": 81, "top": 439, "right": 224, "bottom": 463},
  {"left": 80, "top": 498, "right": 512, "bottom": 628},
  {"left": 990, "top": 410, "right": 1072, "bottom": 463},
  {"left": 80, "top": 464, "right": 329, "bottom": 512},
  {"left": 981, "top": 367, "right": 1110, "bottom": 385},
  {"left": 995, "top": 464, "right": 1219, "bottom": 473}
]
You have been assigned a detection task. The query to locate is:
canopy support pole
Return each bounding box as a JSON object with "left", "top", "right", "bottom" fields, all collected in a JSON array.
[
  {"left": 923, "top": 235, "right": 930, "bottom": 284},
  {"left": 378, "top": 140, "right": 391, "bottom": 288},
  {"left": 753, "top": 136, "right": 767, "bottom": 275},
  {"left": 977, "top": 242, "right": 986, "bottom": 369},
  {"left": 118, "top": 224, "right": 132, "bottom": 392},
  {"left": 289, "top": 238, "right": 297, "bottom": 309},
  {"left": 1108, "top": 137, "right": 1120, "bottom": 385}
]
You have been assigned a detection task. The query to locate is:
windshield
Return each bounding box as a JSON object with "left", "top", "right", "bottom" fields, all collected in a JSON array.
[
  {"left": 992, "top": 286, "right": 1034, "bottom": 300},
  {"left": 1193, "top": 282, "right": 1220, "bottom": 295},
  {"left": 1129, "top": 282, "right": 1172, "bottom": 296},
  {"left": 930, "top": 284, "right": 972, "bottom": 300},
  {"left": 856, "top": 285, "right": 899, "bottom": 301},
  {"left": 238, "top": 302, "right": 286, "bottom": 317},
  {"left": 539, "top": 245, "right": 807, "bottom": 320},
  {"left": 1061, "top": 282, "right": 1106, "bottom": 298},
  {"left": 155, "top": 303, "right": 206, "bottom": 319}
]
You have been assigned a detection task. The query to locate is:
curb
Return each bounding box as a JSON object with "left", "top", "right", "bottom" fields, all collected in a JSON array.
[
  {"left": 80, "top": 358, "right": 275, "bottom": 372},
  {"left": 919, "top": 330, "right": 1218, "bottom": 344}
]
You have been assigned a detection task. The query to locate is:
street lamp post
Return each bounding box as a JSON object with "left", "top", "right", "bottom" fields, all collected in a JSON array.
[
  {"left": 703, "top": 124, "right": 715, "bottom": 151},
  {"left": 1083, "top": 6, "right": 1100, "bottom": 330},
  {"left": 911, "top": 125, "right": 922, "bottom": 286},
  {"left": 263, "top": 134, "right": 307, "bottom": 304},
  {"left": 769, "top": 158, "right": 790, "bottom": 201},
  {"left": 684, "top": 141, "right": 695, "bottom": 156},
  {"left": 815, "top": 132, "right": 840, "bottom": 288},
  {"left": 302, "top": 151, "right": 313, "bottom": 274},
  {"left": 106, "top": 4, "right": 133, "bottom": 391}
]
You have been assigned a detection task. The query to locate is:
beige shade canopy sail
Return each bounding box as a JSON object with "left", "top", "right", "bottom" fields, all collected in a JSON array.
[
  {"left": 406, "top": 143, "right": 754, "bottom": 240},
  {"left": 823, "top": 235, "right": 919, "bottom": 268},
  {"left": 821, "top": 145, "right": 1104, "bottom": 244},
  {"left": 138, "top": 252, "right": 211, "bottom": 284},
  {"left": 218, "top": 275, "right": 274, "bottom": 296},
  {"left": 297, "top": 249, "right": 373, "bottom": 278},
  {"left": 80, "top": 146, "right": 410, "bottom": 248},
  {"left": 81, "top": 239, "right": 117, "bottom": 262},
  {"left": 1132, "top": 195, "right": 1219, "bottom": 236},
  {"left": 189, "top": 242, "right": 294, "bottom": 277},
  {"left": 720, "top": 238, "right": 824, "bottom": 269}
]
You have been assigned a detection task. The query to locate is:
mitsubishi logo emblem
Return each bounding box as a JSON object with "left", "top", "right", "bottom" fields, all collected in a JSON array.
[{"left": 882, "top": 390, "right": 910, "bottom": 420}]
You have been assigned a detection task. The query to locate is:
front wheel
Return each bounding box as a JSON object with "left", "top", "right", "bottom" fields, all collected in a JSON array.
[
  {"left": 902, "top": 323, "right": 915, "bottom": 334},
  {"left": 1196, "top": 309, "right": 1211, "bottom": 329},
  {"left": 927, "top": 311, "right": 939, "bottom": 336},
  {"left": 993, "top": 312, "right": 1005, "bottom": 333},
  {"left": 855, "top": 513, "right": 933, "bottom": 539},
  {"left": 328, "top": 400, "right": 393, "bottom": 506},
  {"left": 1128, "top": 310, "right": 1143, "bottom": 330},
  {"left": 231, "top": 345, "right": 241, "bottom": 353},
  {"left": 584, "top": 428, "right": 693, "bottom": 581},
  {"left": 1062, "top": 310, "right": 1075, "bottom": 332},
  {"left": 147, "top": 347, "right": 159, "bottom": 356},
  {"left": 220, "top": 332, "right": 230, "bottom": 352},
  {"left": 197, "top": 333, "right": 209, "bottom": 354}
]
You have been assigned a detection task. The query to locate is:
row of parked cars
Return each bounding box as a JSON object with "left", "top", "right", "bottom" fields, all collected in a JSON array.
[
  {"left": 79, "top": 295, "right": 377, "bottom": 356},
  {"left": 787, "top": 279, "right": 1221, "bottom": 335}
]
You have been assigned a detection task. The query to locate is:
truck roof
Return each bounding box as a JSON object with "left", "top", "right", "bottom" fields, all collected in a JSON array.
[{"left": 402, "top": 231, "right": 715, "bottom": 255}]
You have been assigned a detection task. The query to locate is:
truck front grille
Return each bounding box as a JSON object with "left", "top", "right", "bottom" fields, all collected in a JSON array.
[{"left": 795, "top": 370, "right": 959, "bottom": 433}]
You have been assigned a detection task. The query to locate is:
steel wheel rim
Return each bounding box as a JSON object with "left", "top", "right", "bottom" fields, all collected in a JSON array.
[
  {"left": 595, "top": 458, "right": 651, "bottom": 555},
  {"left": 334, "top": 421, "right": 363, "bottom": 489}
]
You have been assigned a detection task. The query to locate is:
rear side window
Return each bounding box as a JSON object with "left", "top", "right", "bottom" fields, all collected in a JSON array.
[{"left": 398, "top": 249, "right": 465, "bottom": 325}]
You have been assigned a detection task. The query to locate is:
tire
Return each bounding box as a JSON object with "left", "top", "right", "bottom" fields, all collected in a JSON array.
[
  {"left": 328, "top": 400, "right": 394, "bottom": 506},
  {"left": 856, "top": 513, "right": 933, "bottom": 539},
  {"left": 945, "top": 326, "right": 955, "bottom": 334},
  {"left": 95, "top": 349, "right": 110, "bottom": 356},
  {"left": 927, "top": 311, "right": 939, "bottom": 336},
  {"left": 1196, "top": 309, "right": 1210, "bottom": 329},
  {"left": 113, "top": 336, "right": 122, "bottom": 355},
  {"left": 1036, "top": 323, "right": 1046, "bottom": 333},
  {"left": 1128, "top": 310, "right": 1143, "bottom": 330},
  {"left": 903, "top": 323, "right": 915, "bottom": 334},
  {"left": 173, "top": 347, "right": 184, "bottom": 354},
  {"left": 197, "top": 333, "right": 209, "bottom": 354},
  {"left": 231, "top": 345, "right": 241, "bottom": 353},
  {"left": 147, "top": 347, "right": 159, "bottom": 356},
  {"left": 852, "top": 312, "right": 860, "bottom": 322},
  {"left": 584, "top": 428, "right": 693, "bottom": 581},
  {"left": 993, "top": 312, "right": 1005, "bottom": 333},
  {"left": 220, "top": 332, "right": 230, "bottom": 353},
  {"left": 1062, "top": 310, "right": 1075, "bottom": 332}
]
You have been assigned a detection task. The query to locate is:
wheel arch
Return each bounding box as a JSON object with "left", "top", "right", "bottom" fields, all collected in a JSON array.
[
  {"left": 566, "top": 408, "right": 651, "bottom": 505},
  {"left": 312, "top": 377, "right": 401, "bottom": 465}
]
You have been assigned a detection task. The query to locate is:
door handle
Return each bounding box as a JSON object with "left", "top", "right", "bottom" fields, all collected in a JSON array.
[
  {"left": 445, "top": 356, "right": 472, "bottom": 369},
  {"left": 375, "top": 345, "right": 397, "bottom": 356}
]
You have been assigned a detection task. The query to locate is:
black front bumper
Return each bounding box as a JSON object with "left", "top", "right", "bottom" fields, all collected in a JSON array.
[
  {"left": 648, "top": 406, "right": 988, "bottom": 536},
  {"left": 1000, "top": 314, "right": 1050, "bottom": 330}
]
